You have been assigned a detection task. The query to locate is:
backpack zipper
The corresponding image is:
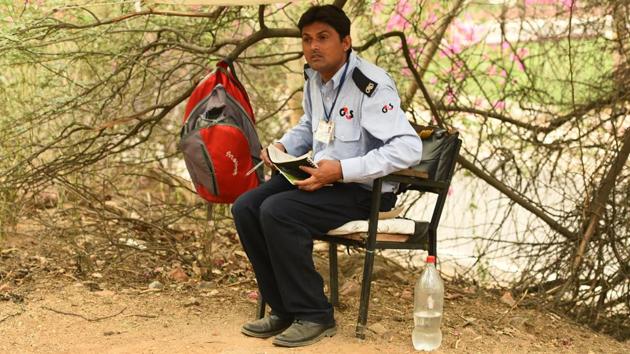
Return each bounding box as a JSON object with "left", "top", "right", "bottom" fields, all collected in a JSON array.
[{"left": 199, "top": 142, "right": 220, "bottom": 196}]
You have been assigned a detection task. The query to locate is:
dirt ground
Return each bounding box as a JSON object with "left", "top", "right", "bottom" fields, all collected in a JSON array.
[{"left": 1, "top": 229, "right": 629, "bottom": 354}]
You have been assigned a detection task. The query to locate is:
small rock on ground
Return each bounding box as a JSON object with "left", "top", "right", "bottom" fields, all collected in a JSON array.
[
  {"left": 368, "top": 322, "right": 389, "bottom": 337},
  {"left": 149, "top": 281, "right": 164, "bottom": 290}
]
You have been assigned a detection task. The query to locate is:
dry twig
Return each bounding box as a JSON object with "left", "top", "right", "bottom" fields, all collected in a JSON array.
[{"left": 42, "top": 306, "right": 127, "bottom": 322}]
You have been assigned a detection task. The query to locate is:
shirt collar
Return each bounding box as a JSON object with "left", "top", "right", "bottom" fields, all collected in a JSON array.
[{"left": 318, "top": 51, "right": 357, "bottom": 89}]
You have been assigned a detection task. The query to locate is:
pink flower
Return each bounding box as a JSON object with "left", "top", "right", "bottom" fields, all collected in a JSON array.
[
  {"left": 440, "top": 40, "right": 463, "bottom": 57},
  {"left": 493, "top": 100, "right": 506, "bottom": 110},
  {"left": 372, "top": 0, "right": 384, "bottom": 15},
  {"left": 445, "top": 88, "right": 457, "bottom": 104},
  {"left": 524, "top": 0, "right": 576, "bottom": 8},
  {"left": 429, "top": 77, "right": 438, "bottom": 85},
  {"left": 441, "top": 19, "right": 486, "bottom": 57},
  {"left": 396, "top": 0, "right": 413, "bottom": 16},
  {"left": 451, "top": 40, "right": 463, "bottom": 54},
  {"left": 386, "top": 16, "right": 408, "bottom": 31},
  {"left": 452, "top": 59, "right": 465, "bottom": 78},
  {"left": 525, "top": 0, "right": 561, "bottom": 5},
  {"left": 487, "top": 64, "right": 497, "bottom": 76},
  {"left": 408, "top": 45, "right": 422, "bottom": 62},
  {"left": 386, "top": 0, "right": 413, "bottom": 31},
  {"left": 422, "top": 12, "right": 438, "bottom": 30},
  {"left": 510, "top": 54, "right": 524, "bottom": 71},
  {"left": 510, "top": 47, "right": 529, "bottom": 71},
  {"left": 563, "top": 0, "right": 575, "bottom": 10},
  {"left": 455, "top": 20, "right": 480, "bottom": 44}
]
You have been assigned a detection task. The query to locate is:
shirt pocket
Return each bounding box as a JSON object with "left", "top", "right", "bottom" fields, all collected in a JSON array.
[{"left": 334, "top": 107, "right": 361, "bottom": 142}]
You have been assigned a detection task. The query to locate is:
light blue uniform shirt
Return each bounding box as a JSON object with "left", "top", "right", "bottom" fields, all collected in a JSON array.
[{"left": 279, "top": 52, "right": 422, "bottom": 193}]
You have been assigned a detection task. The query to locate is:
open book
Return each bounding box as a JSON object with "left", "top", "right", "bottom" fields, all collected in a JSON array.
[{"left": 267, "top": 144, "right": 317, "bottom": 185}]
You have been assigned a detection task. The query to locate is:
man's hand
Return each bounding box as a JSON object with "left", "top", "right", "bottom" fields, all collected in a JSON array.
[
  {"left": 260, "top": 142, "right": 285, "bottom": 170},
  {"left": 294, "top": 159, "right": 343, "bottom": 192}
]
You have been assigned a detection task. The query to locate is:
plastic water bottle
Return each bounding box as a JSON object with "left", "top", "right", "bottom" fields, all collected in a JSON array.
[{"left": 413, "top": 255, "right": 444, "bottom": 351}]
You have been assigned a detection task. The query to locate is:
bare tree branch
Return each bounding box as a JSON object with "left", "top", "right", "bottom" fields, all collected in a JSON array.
[{"left": 402, "top": 0, "right": 465, "bottom": 109}]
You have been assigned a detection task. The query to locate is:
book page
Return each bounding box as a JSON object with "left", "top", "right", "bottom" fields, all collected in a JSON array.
[
  {"left": 266, "top": 145, "right": 316, "bottom": 185},
  {"left": 267, "top": 144, "right": 313, "bottom": 164}
]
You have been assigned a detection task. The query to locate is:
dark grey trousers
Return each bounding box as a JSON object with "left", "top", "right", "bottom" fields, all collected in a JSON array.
[{"left": 231, "top": 174, "right": 395, "bottom": 324}]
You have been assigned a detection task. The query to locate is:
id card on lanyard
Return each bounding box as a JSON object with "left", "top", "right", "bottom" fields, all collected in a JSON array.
[
  {"left": 313, "top": 61, "right": 349, "bottom": 145},
  {"left": 314, "top": 120, "right": 334, "bottom": 144}
]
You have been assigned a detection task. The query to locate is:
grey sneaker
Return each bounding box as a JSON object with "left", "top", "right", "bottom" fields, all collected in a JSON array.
[{"left": 272, "top": 319, "right": 336, "bottom": 347}]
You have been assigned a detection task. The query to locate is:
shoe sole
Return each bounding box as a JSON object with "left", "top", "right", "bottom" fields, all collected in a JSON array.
[
  {"left": 240, "top": 326, "right": 288, "bottom": 339},
  {"left": 272, "top": 326, "right": 337, "bottom": 347}
]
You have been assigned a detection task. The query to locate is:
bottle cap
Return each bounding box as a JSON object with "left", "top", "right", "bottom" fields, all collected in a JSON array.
[{"left": 426, "top": 255, "right": 436, "bottom": 264}]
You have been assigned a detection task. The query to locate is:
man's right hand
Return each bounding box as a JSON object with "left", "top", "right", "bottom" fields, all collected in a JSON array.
[{"left": 260, "top": 142, "right": 286, "bottom": 169}]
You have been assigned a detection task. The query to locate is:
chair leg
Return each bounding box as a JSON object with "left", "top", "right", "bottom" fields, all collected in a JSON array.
[
  {"left": 328, "top": 242, "right": 338, "bottom": 307},
  {"left": 429, "top": 228, "right": 437, "bottom": 257},
  {"left": 256, "top": 296, "right": 265, "bottom": 319},
  {"left": 355, "top": 177, "right": 382, "bottom": 339},
  {"left": 355, "top": 249, "right": 376, "bottom": 339}
]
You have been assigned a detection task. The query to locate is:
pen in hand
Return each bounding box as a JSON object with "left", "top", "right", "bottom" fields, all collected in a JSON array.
[{"left": 246, "top": 160, "right": 264, "bottom": 176}]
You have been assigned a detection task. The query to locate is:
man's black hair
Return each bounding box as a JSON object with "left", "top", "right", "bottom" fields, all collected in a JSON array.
[{"left": 297, "top": 5, "right": 351, "bottom": 39}]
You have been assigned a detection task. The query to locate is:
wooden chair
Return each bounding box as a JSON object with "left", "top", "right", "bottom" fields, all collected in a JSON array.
[{"left": 256, "top": 126, "right": 461, "bottom": 339}]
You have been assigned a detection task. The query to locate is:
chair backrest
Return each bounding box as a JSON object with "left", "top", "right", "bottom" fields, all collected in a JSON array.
[{"left": 410, "top": 124, "right": 461, "bottom": 183}]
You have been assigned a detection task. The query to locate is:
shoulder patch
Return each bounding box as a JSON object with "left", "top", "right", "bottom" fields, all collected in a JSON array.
[
  {"left": 352, "top": 68, "right": 378, "bottom": 97},
  {"left": 303, "top": 64, "right": 310, "bottom": 81}
]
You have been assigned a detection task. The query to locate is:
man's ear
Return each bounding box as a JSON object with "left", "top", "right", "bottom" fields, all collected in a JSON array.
[{"left": 342, "top": 35, "right": 352, "bottom": 52}]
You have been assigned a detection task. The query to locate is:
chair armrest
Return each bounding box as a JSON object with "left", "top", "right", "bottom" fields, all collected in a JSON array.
[
  {"left": 391, "top": 168, "right": 429, "bottom": 179},
  {"left": 384, "top": 170, "right": 448, "bottom": 194}
]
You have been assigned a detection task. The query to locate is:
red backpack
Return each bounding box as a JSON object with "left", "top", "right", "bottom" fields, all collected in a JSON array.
[{"left": 180, "top": 60, "right": 263, "bottom": 204}]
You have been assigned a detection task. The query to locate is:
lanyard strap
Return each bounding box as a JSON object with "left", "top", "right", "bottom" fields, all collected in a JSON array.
[{"left": 322, "top": 61, "right": 349, "bottom": 122}]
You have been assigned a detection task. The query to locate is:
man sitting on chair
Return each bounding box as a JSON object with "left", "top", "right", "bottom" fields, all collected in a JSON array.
[{"left": 231, "top": 4, "right": 422, "bottom": 348}]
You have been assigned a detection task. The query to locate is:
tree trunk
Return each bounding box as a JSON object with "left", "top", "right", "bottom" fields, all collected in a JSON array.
[{"left": 571, "top": 128, "right": 630, "bottom": 274}]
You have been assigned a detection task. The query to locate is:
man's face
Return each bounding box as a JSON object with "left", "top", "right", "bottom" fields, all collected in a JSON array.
[{"left": 301, "top": 22, "right": 351, "bottom": 77}]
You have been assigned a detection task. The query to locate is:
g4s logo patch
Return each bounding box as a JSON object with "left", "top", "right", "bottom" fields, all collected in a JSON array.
[
  {"left": 339, "top": 106, "right": 354, "bottom": 120},
  {"left": 365, "top": 82, "right": 375, "bottom": 94},
  {"left": 381, "top": 103, "right": 394, "bottom": 113}
]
